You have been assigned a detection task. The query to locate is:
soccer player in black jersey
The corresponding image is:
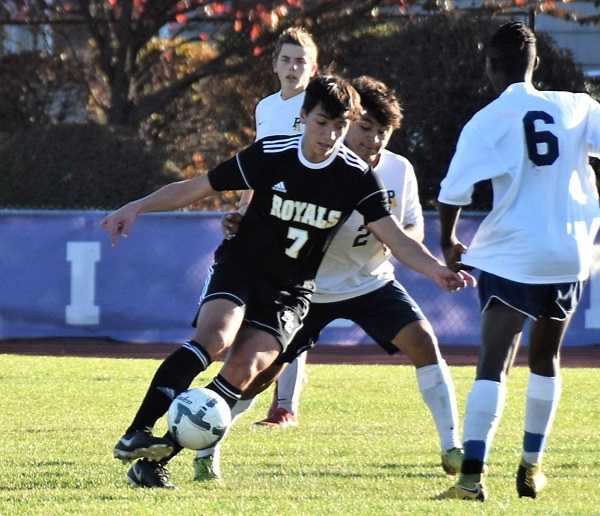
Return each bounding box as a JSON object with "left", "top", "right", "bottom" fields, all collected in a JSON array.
[{"left": 101, "top": 75, "right": 475, "bottom": 488}]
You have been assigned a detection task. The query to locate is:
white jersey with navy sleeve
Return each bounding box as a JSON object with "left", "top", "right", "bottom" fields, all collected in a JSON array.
[
  {"left": 255, "top": 91, "right": 304, "bottom": 140},
  {"left": 439, "top": 82, "right": 600, "bottom": 284},
  {"left": 313, "top": 149, "right": 424, "bottom": 303}
]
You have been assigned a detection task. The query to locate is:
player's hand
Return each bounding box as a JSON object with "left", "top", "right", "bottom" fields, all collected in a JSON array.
[
  {"left": 441, "top": 238, "right": 472, "bottom": 272},
  {"left": 222, "top": 211, "right": 243, "bottom": 240},
  {"left": 430, "top": 263, "right": 477, "bottom": 292},
  {"left": 100, "top": 203, "right": 139, "bottom": 247}
]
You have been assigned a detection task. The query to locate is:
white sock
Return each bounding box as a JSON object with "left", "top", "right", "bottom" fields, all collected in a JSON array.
[
  {"left": 276, "top": 351, "right": 307, "bottom": 414},
  {"left": 522, "top": 373, "right": 561, "bottom": 466},
  {"left": 196, "top": 397, "right": 256, "bottom": 459},
  {"left": 463, "top": 379, "right": 507, "bottom": 465},
  {"left": 416, "top": 361, "right": 461, "bottom": 452}
]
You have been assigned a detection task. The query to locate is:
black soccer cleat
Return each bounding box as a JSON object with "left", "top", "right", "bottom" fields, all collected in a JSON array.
[
  {"left": 113, "top": 429, "right": 174, "bottom": 463},
  {"left": 516, "top": 460, "right": 547, "bottom": 498},
  {"left": 127, "top": 459, "right": 175, "bottom": 489}
]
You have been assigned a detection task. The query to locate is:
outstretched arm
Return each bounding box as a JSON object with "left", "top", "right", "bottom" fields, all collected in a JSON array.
[
  {"left": 402, "top": 221, "right": 424, "bottom": 243},
  {"left": 367, "top": 215, "right": 475, "bottom": 291},
  {"left": 438, "top": 202, "right": 469, "bottom": 271},
  {"left": 101, "top": 175, "right": 215, "bottom": 246}
]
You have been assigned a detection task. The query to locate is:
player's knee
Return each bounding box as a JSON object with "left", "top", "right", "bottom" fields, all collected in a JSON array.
[
  {"left": 528, "top": 352, "right": 559, "bottom": 376},
  {"left": 393, "top": 321, "right": 439, "bottom": 367},
  {"left": 192, "top": 326, "right": 234, "bottom": 357}
]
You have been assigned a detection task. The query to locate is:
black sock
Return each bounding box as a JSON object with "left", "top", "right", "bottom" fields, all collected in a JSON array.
[
  {"left": 126, "top": 340, "right": 212, "bottom": 433},
  {"left": 205, "top": 374, "right": 242, "bottom": 408},
  {"left": 462, "top": 459, "right": 485, "bottom": 475}
]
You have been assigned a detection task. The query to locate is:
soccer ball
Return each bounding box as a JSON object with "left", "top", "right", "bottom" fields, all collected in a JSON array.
[{"left": 167, "top": 388, "right": 231, "bottom": 450}]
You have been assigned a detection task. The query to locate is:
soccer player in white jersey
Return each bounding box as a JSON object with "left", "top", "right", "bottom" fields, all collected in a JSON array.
[
  {"left": 253, "top": 27, "right": 317, "bottom": 141},
  {"left": 208, "top": 76, "right": 465, "bottom": 481},
  {"left": 437, "top": 22, "right": 600, "bottom": 502}
]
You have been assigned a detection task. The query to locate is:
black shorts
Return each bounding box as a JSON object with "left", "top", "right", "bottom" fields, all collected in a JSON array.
[
  {"left": 193, "top": 261, "right": 311, "bottom": 351},
  {"left": 278, "top": 280, "right": 426, "bottom": 363},
  {"left": 478, "top": 271, "right": 585, "bottom": 321}
]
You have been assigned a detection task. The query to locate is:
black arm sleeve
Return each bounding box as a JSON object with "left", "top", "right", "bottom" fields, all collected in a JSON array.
[
  {"left": 208, "top": 141, "right": 275, "bottom": 192},
  {"left": 207, "top": 154, "right": 250, "bottom": 191},
  {"left": 354, "top": 169, "right": 391, "bottom": 224}
]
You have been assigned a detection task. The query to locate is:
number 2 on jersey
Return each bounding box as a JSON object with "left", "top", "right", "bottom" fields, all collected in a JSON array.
[
  {"left": 352, "top": 225, "right": 371, "bottom": 247},
  {"left": 523, "top": 111, "right": 559, "bottom": 166},
  {"left": 285, "top": 226, "right": 309, "bottom": 258}
]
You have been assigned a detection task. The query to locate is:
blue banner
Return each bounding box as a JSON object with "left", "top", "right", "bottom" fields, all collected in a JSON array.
[{"left": 1, "top": 210, "right": 599, "bottom": 346}]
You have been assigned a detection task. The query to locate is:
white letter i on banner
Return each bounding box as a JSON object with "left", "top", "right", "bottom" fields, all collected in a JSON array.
[{"left": 66, "top": 241, "right": 100, "bottom": 325}]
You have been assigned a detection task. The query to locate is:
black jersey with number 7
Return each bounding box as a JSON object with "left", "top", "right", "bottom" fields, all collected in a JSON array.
[{"left": 208, "top": 134, "right": 391, "bottom": 289}]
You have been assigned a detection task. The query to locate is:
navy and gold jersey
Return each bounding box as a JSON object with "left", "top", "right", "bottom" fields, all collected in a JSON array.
[{"left": 208, "top": 134, "right": 391, "bottom": 290}]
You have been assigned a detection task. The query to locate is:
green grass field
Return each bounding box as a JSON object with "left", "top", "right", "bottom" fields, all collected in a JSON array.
[{"left": 2, "top": 355, "right": 600, "bottom": 515}]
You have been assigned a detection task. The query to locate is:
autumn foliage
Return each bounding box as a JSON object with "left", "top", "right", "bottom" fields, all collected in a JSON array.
[{"left": 0, "top": 3, "right": 597, "bottom": 209}]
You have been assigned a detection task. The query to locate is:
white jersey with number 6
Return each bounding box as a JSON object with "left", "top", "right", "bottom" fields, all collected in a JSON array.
[
  {"left": 255, "top": 91, "right": 304, "bottom": 140},
  {"left": 313, "top": 149, "right": 423, "bottom": 303},
  {"left": 439, "top": 82, "right": 600, "bottom": 284}
]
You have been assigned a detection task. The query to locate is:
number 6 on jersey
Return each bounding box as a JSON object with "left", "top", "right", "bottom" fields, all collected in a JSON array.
[{"left": 285, "top": 227, "right": 309, "bottom": 258}]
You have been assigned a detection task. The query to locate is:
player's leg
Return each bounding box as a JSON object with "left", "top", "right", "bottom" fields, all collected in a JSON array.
[
  {"left": 194, "top": 361, "right": 286, "bottom": 481},
  {"left": 515, "top": 316, "right": 568, "bottom": 498},
  {"left": 463, "top": 301, "right": 525, "bottom": 466},
  {"left": 257, "top": 352, "right": 307, "bottom": 428},
  {"left": 517, "top": 280, "right": 583, "bottom": 498},
  {"left": 279, "top": 352, "right": 307, "bottom": 420},
  {"left": 194, "top": 290, "right": 309, "bottom": 476},
  {"left": 205, "top": 325, "right": 282, "bottom": 402},
  {"left": 129, "top": 325, "right": 282, "bottom": 488},
  {"left": 439, "top": 300, "right": 526, "bottom": 501},
  {"left": 194, "top": 396, "right": 256, "bottom": 481},
  {"left": 114, "top": 262, "right": 247, "bottom": 465},
  {"left": 190, "top": 327, "right": 289, "bottom": 482},
  {"left": 347, "top": 281, "right": 462, "bottom": 473},
  {"left": 255, "top": 302, "right": 333, "bottom": 428},
  {"left": 116, "top": 299, "right": 244, "bottom": 465},
  {"left": 391, "top": 318, "right": 463, "bottom": 472}
]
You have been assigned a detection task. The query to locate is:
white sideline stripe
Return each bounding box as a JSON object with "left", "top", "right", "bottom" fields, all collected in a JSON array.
[
  {"left": 235, "top": 155, "right": 251, "bottom": 188},
  {"left": 182, "top": 342, "right": 208, "bottom": 369},
  {"left": 356, "top": 189, "right": 387, "bottom": 207}
]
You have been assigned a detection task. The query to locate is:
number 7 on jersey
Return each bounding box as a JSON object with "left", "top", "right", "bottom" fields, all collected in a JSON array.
[{"left": 285, "top": 226, "right": 309, "bottom": 258}]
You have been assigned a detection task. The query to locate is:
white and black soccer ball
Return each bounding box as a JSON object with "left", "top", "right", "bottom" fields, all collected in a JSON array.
[{"left": 167, "top": 388, "right": 231, "bottom": 450}]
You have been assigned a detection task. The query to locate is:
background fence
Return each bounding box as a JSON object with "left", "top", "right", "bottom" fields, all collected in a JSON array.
[{"left": 1, "top": 210, "right": 599, "bottom": 346}]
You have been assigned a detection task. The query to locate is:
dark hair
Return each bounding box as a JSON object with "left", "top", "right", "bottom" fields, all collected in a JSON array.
[
  {"left": 351, "top": 76, "right": 403, "bottom": 130},
  {"left": 488, "top": 22, "right": 537, "bottom": 76},
  {"left": 302, "top": 75, "right": 362, "bottom": 120},
  {"left": 273, "top": 27, "right": 318, "bottom": 64}
]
